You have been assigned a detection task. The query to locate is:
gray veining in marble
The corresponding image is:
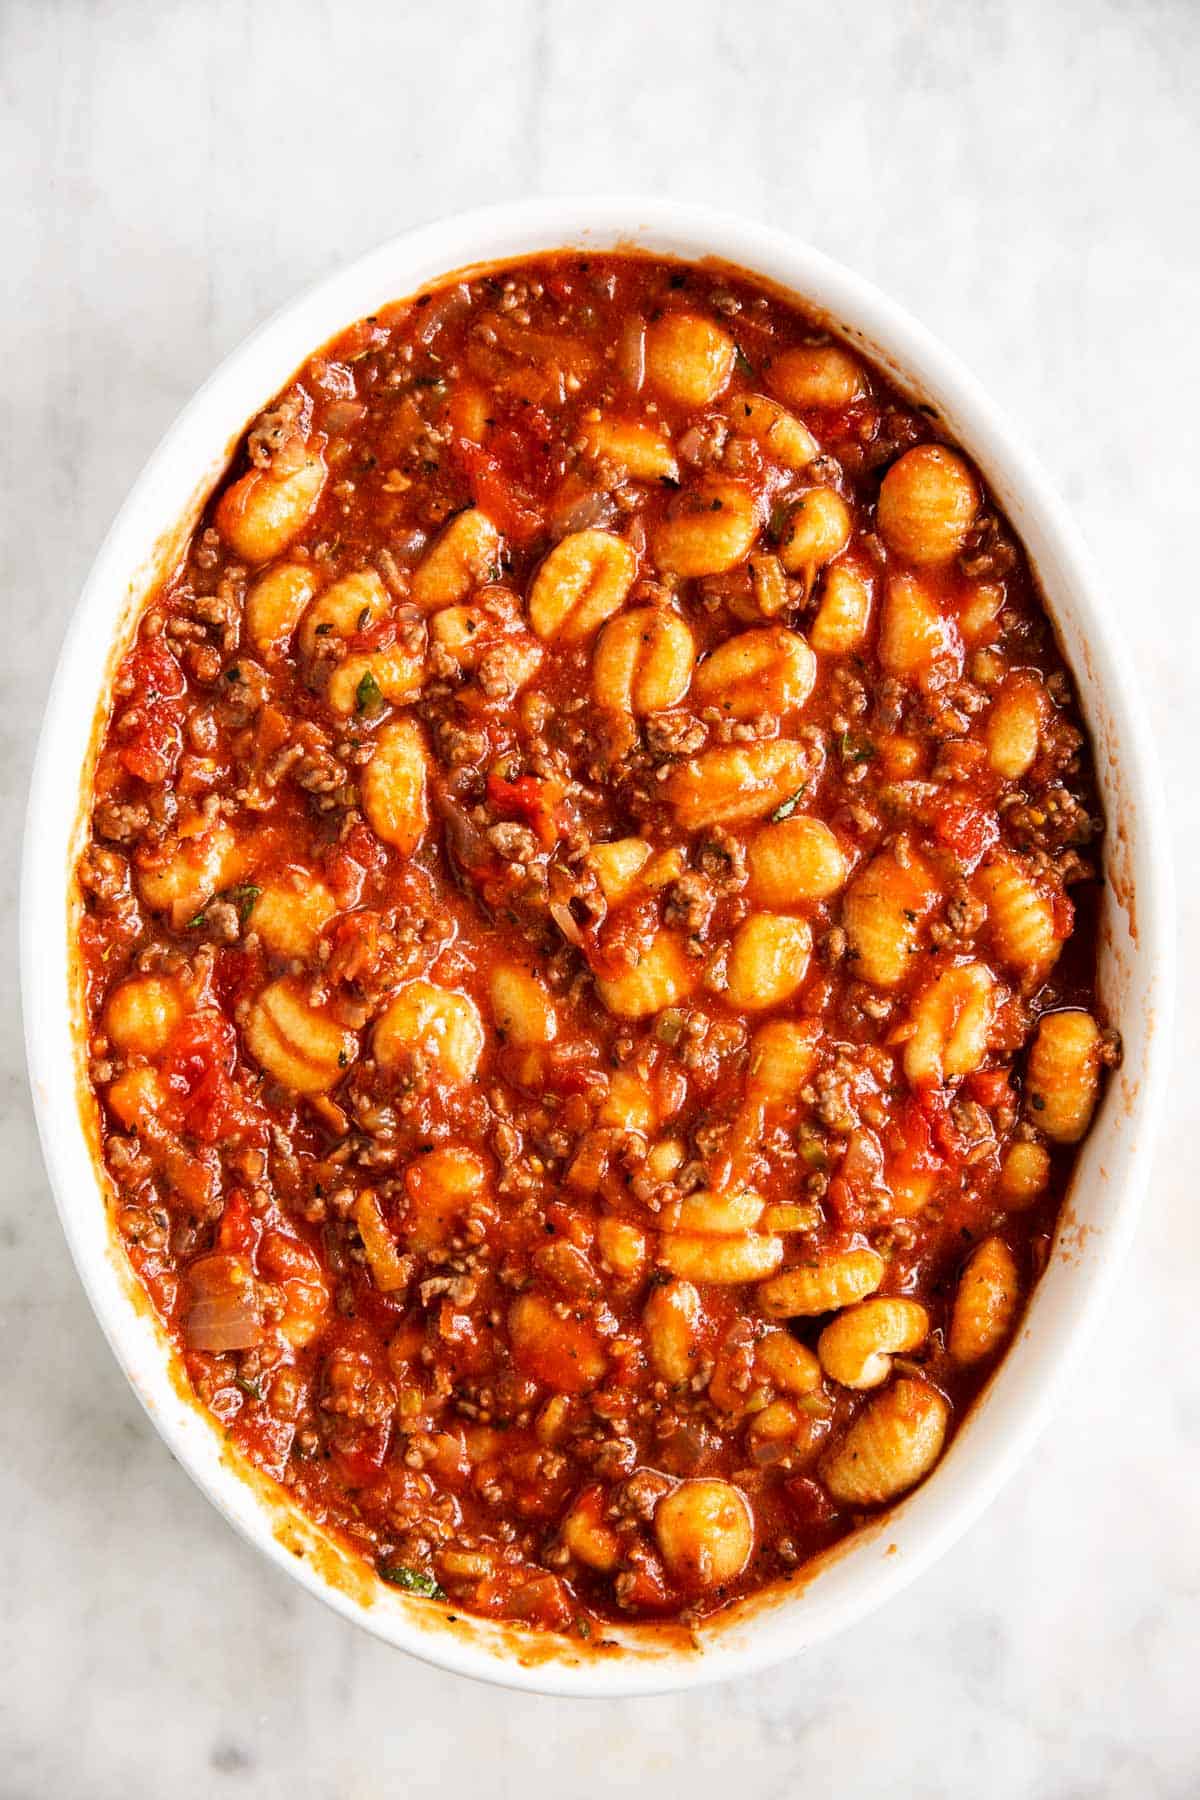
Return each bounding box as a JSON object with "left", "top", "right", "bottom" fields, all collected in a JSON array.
[{"left": 2, "top": 1, "right": 1197, "bottom": 1795}]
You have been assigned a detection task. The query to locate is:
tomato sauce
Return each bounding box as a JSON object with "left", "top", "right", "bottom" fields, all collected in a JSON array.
[{"left": 75, "top": 253, "right": 1115, "bottom": 1636}]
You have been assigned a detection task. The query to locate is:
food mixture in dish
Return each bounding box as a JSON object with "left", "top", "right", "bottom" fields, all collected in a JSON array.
[{"left": 76, "top": 253, "right": 1118, "bottom": 1636}]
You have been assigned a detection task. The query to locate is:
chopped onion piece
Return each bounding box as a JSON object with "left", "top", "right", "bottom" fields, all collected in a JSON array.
[{"left": 185, "top": 1253, "right": 262, "bottom": 1352}]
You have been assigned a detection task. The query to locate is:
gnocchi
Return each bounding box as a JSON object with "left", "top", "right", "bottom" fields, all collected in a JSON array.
[{"left": 83, "top": 250, "right": 1112, "bottom": 1639}]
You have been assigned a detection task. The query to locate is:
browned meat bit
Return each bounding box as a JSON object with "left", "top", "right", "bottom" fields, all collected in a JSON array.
[
  {"left": 644, "top": 711, "right": 706, "bottom": 759},
  {"left": 958, "top": 511, "right": 1017, "bottom": 579},
  {"left": 817, "top": 924, "right": 848, "bottom": 966},
  {"left": 247, "top": 390, "right": 310, "bottom": 473},
  {"left": 929, "top": 882, "right": 986, "bottom": 948},
  {"left": 872, "top": 675, "right": 906, "bottom": 735},
  {"left": 93, "top": 799, "right": 151, "bottom": 845},
  {"left": 429, "top": 714, "right": 489, "bottom": 769},
  {"left": 216, "top": 659, "right": 271, "bottom": 727},
  {"left": 614, "top": 1468, "right": 673, "bottom": 1522},
  {"left": 813, "top": 1062, "right": 857, "bottom": 1133},
  {"left": 695, "top": 829, "right": 747, "bottom": 891},
  {"left": 949, "top": 1097, "right": 996, "bottom": 1163},
  {"left": 487, "top": 822, "right": 540, "bottom": 864},
  {"left": 663, "top": 871, "right": 715, "bottom": 941},
  {"left": 196, "top": 899, "right": 241, "bottom": 944},
  {"left": 292, "top": 727, "right": 346, "bottom": 796},
  {"left": 1006, "top": 786, "right": 1098, "bottom": 854},
  {"left": 77, "top": 844, "right": 131, "bottom": 909}
]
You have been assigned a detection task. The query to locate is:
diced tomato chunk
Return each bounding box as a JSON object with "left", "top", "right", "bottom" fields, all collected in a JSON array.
[
  {"left": 162, "top": 1009, "right": 261, "bottom": 1143},
  {"left": 486, "top": 769, "right": 563, "bottom": 847},
  {"left": 928, "top": 792, "right": 999, "bottom": 869},
  {"left": 452, "top": 438, "right": 542, "bottom": 543},
  {"left": 216, "top": 1190, "right": 262, "bottom": 1260}
]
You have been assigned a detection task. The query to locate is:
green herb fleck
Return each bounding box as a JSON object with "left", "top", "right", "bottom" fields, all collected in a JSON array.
[
  {"left": 767, "top": 499, "right": 791, "bottom": 543},
  {"left": 770, "top": 787, "right": 807, "bottom": 823},
  {"left": 235, "top": 1376, "right": 263, "bottom": 1402},
  {"left": 356, "top": 669, "right": 383, "bottom": 714},
  {"left": 337, "top": 1049, "right": 349, "bottom": 1068},
  {"left": 378, "top": 1564, "right": 446, "bottom": 1599},
  {"left": 227, "top": 884, "right": 262, "bottom": 928},
  {"left": 837, "top": 730, "right": 876, "bottom": 766},
  {"left": 734, "top": 345, "right": 755, "bottom": 378},
  {"left": 798, "top": 1128, "right": 829, "bottom": 1172}
]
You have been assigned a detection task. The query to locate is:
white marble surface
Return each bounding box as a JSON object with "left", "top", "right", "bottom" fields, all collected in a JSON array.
[{"left": 2, "top": 1, "right": 1198, "bottom": 1793}]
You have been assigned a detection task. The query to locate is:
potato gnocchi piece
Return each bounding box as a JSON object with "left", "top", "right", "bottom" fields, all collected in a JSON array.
[
  {"left": 778, "top": 489, "right": 852, "bottom": 584},
  {"left": 665, "top": 739, "right": 813, "bottom": 831},
  {"left": 818, "top": 1298, "right": 930, "bottom": 1389},
  {"left": 728, "top": 392, "right": 818, "bottom": 469},
  {"left": 998, "top": 1139, "right": 1051, "bottom": 1206},
  {"left": 411, "top": 508, "right": 502, "bottom": 613},
  {"left": 842, "top": 848, "right": 939, "bottom": 988},
  {"left": 986, "top": 671, "right": 1048, "bottom": 779},
  {"left": 691, "top": 625, "right": 816, "bottom": 720},
  {"left": 976, "top": 852, "right": 1063, "bottom": 991},
  {"left": 251, "top": 877, "right": 338, "bottom": 959},
  {"left": 758, "top": 1247, "right": 885, "bottom": 1319},
  {"left": 768, "top": 344, "right": 865, "bottom": 411},
  {"left": 658, "top": 1232, "right": 783, "bottom": 1284},
  {"left": 298, "top": 568, "right": 390, "bottom": 659},
  {"left": 879, "top": 573, "right": 962, "bottom": 680},
  {"left": 1024, "top": 1008, "right": 1103, "bottom": 1142},
  {"left": 586, "top": 836, "right": 653, "bottom": 907},
  {"left": 653, "top": 1478, "right": 753, "bottom": 1589},
  {"left": 245, "top": 562, "right": 318, "bottom": 656},
  {"left": 745, "top": 1018, "right": 821, "bottom": 1109},
  {"left": 561, "top": 1488, "right": 621, "bottom": 1572},
  {"left": 725, "top": 913, "right": 812, "bottom": 1010},
  {"left": 902, "top": 962, "right": 996, "bottom": 1086},
  {"left": 810, "top": 561, "right": 873, "bottom": 654},
  {"left": 404, "top": 1146, "right": 489, "bottom": 1250},
  {"left": 104, "top": 975, "right": 184, "bottom": 1057},
  {"left": 747, "top": 816, "right": 847, "bottom": 907},
  {"left": 215, "top": 446, "right": 326, "bottom": 563},
  {"left": 580, "top": 415, "right": 679, "bottom": 481},
  {"left": 106, "top": 1065, "right": 168, "bottom": 1132},
  {"left": 244, "top": 977, "right": 358, "bottom": 1094},
  {"left": 948, "top": 1237, "right": 1020, "bottom": 1363},
  {"left": 645, "top": 312, "right": 736, "bottom": 406},
  {"left": 670, "top": 1188, "right": 765, "bottom": 1235},
  {"left": 877, "top": 444, "right": 978, "bottom": 566},
  {"left": 326, "top": 643, "right": 426, "bottom": 718},
  {"left": 820, "top": 1379, "right": 949, "bottom": 1506},
  {"left": 528, "top": 529, "right": 637, "bottom": 643},
  {"left": 430, "top": 600, "right": 542, "bottom": 692},
  {"left": 361, "top": 717, "right": 430, "bottom": 856},
  {"left": 594, "top": 931, "right": 696, "bottom": 1020},
  {"left": 136, "top": 821, "right": 245, "bottom": 931},
  {"left": 756, "top": 1330, "right": 822, "bottom": 1395},
  {"left": 490, "top": 963, "right": 557, "bottom": 1047},
  {"left": 592, "top": 606, "right": 695, "bottom": 714},
  {"left": 651, "top": 481, "right": 759, "bottom": 579},
  {"left": 595, "top": 1217, "right": 648, "bottom": 1281},
  {"left": 374, "top": 981, "right": 485, "bottom": 1085},
  {"left": 643, "top": 1278, "right": 702, "bottom": 1384}
]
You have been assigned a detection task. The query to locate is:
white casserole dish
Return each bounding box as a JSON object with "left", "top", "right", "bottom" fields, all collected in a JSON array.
[{"left": 21, "top": 198, "right": 1173, "bottom": 1695}]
